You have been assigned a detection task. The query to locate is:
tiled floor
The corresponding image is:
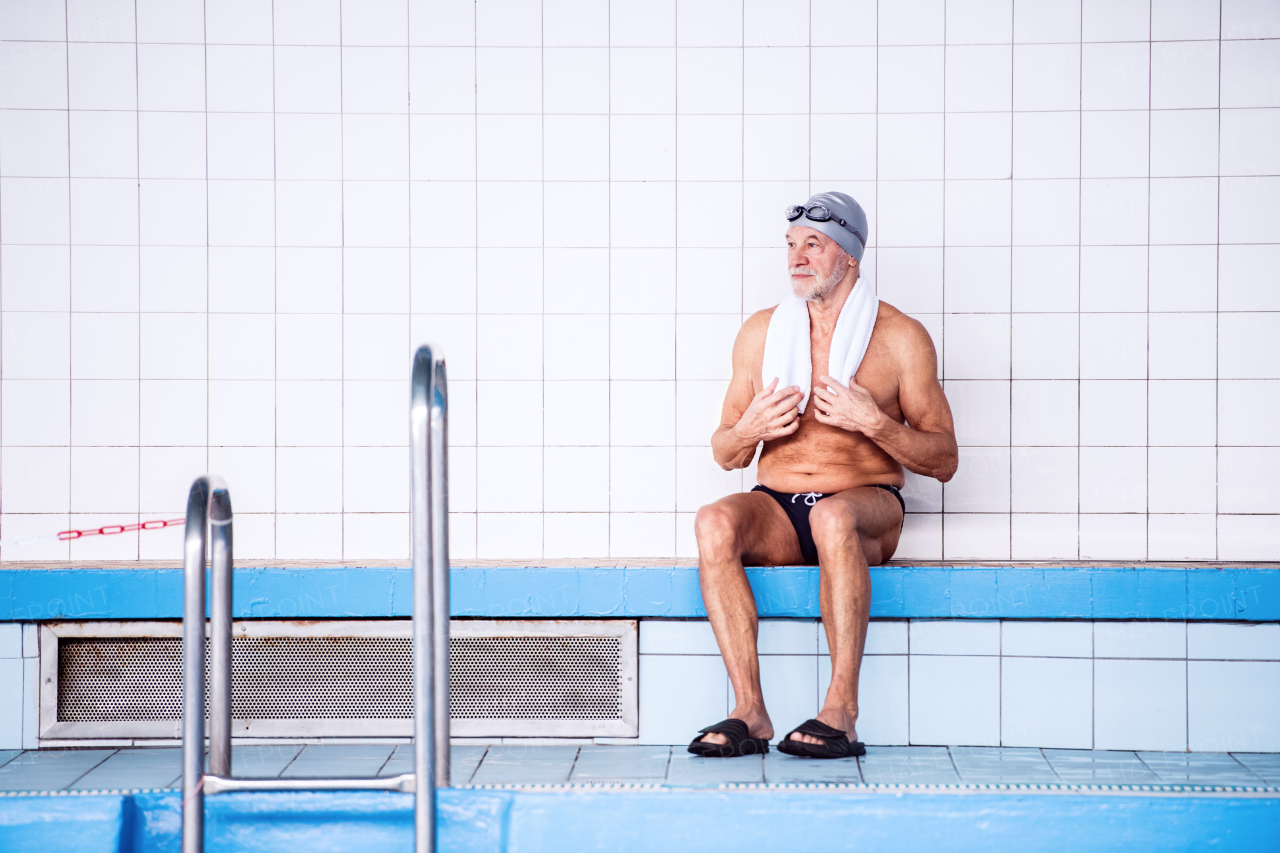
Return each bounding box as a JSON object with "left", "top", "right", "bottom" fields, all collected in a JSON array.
[
  {"left": 0, "top": 745, "right": 485, "bottom": 793},
  {"left": 0, "top": 745, "right": 1276, "bottom": 793}
]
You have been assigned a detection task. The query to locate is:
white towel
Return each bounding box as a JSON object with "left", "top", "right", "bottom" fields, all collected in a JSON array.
[{"left": 760, "top": 281, "right": 879, "bottom": 414}]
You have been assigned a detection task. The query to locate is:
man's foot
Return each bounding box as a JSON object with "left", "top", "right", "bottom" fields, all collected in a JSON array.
[
  {"left": 776, "top": 718, "right": 864, "bottom": 759},
  {"left": 699, "top": 706, "right": 772, "bottom": 747},
  {"left": 788, "top": 706, "right": 856, "bottom": 747}
]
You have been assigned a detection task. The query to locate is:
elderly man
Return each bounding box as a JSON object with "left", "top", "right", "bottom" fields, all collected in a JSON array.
[{"left": 688, "top": 192, "right": 958, "bottom": 759}]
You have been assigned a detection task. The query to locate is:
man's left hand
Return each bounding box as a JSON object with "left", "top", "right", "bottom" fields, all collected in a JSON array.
[{"left": 813, "top": 375, "right": 887, "bottom": 436}]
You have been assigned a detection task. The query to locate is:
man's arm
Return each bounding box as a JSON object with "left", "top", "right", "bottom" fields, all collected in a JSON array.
[
  {"left": 811, "top": 316, "right": 958, "bottom": 482},
  {"left": 711, "top": 311, "right": 804, "bottom": 471}
]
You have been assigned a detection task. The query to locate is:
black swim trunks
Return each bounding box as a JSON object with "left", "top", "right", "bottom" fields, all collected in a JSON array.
[{"left": 752, "top": 483, "right": 905, "bottom": 566}]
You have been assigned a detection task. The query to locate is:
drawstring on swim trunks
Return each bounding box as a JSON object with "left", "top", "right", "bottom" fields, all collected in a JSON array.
[{"left": 792, "top": 492, "right": 824, "bottom": 506}]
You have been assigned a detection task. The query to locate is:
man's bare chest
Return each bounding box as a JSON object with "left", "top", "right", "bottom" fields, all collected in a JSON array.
[{"left": 808, "top": 333, "right": 902, "bottom": 420}]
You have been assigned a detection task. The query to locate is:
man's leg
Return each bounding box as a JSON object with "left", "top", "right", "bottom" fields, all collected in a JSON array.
[
  {"left": 789, "top": 486, "right": 902, "bottom": 745},
  {"left": 693, "top": 492, "right": 804, "bottom": 745}
]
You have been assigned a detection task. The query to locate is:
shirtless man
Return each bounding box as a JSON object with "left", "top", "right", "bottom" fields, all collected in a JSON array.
[{"left": 688, "top": 192, "right": 958, "bottom": 759}]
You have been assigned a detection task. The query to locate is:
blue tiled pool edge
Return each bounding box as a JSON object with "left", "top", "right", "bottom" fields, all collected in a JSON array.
[
  {"left": 0, "top": 565, "right": 1276, "bottom": 622},
  {"left": 0, "top": 788, "right": 1276, "bottom": 853}
]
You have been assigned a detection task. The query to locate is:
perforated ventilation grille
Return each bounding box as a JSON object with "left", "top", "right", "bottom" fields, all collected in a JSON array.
[
  {"left": 59, "top": 637, "right": 184, "bottom": 722},
  {"left": 57, "top": 634, "right": 623, "bottom": 723},
  {"left": 449, "top": 637, "right": 621, "bottom": 720}
]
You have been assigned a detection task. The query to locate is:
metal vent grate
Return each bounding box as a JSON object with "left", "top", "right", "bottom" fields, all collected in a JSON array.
[
  {"left": 54, "top": 625, "right": 633, "bottom": 736},
  {"left": 450, "top": 637, "right": 620, "bottom": 720},
  {"left": 58, "top": 637, "right": 415, "bottom": 721},
  {"left": 231, "top": 637, "right": 412, "bottom": 720},
  {"left": 59, "top": 637, "right": 182, "bottom": 722}
]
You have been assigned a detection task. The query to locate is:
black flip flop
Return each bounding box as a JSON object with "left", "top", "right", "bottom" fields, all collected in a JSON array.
[
  {"left": 687, "top": 718, "right": 770, "bottom": 758},
  {"left": 776, "top": 718, "right": 866, "bottom": 759}
]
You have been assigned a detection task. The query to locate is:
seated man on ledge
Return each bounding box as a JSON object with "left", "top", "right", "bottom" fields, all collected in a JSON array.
[{"left": 689, "top": 192, "right": 958, "bottom": 760}]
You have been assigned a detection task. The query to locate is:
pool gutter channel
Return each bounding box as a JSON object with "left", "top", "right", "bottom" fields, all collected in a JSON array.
[{"left": 2, "top": 782, "right": 1276, "bottom": 799}]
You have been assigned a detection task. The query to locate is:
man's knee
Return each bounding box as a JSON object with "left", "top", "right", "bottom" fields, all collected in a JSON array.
[
  {"left": 694, "top": 502, "right": 741, "bottom": 561},
  {"left": 809, "top": 502, "right": 861, "bottom": 552}
]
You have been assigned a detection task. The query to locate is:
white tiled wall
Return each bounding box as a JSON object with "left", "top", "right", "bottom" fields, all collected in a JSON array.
[
  {"left": 0, "top": 623, "right": 39, "bottom": 749},
  {"left": 1, "top": 0, "right": 1278, "bottom": 561},
  {"left": 638, "top": 618, "right": 1280, "bottom": 751}
]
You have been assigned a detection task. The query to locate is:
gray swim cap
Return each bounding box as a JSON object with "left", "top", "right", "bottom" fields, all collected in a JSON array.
[{"left": 784, "top": 191, "right": 868, "bottom": 262}]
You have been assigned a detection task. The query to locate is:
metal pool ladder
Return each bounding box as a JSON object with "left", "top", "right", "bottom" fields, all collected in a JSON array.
[{"left": 181, "top": 345, "right": 451, "bottom": 853}]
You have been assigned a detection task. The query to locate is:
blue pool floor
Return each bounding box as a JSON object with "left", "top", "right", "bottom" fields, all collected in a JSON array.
[{"left": 0, "top": 744, "right": 1276, "bottom": 793}]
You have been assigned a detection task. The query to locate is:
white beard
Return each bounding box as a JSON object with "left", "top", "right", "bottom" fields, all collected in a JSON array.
[{"left": 789, "top": 251, "right": 850, "bottom": 302}]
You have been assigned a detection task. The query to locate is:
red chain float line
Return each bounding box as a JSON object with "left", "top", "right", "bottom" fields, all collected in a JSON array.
[{"left": 56, "top": 518, "right": 186, "bottom": 541}]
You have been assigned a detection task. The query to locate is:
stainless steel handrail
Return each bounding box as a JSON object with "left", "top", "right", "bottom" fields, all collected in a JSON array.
[
  {"left": 429, "top": 354, "right": 451, "bottom": 788},
  {"left": 410, "top": 344, "right": 440, "bottom": 849},
  {"left": 181, "top": 475, "right": 232, "bottom": 853},
  {"left": 411, "top": 347, "right": 453, "bottom": 830},
  {"left": 181, "top": 345, "right": 451, "bottom": 853}
]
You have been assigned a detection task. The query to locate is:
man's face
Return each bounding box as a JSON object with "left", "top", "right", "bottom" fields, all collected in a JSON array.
[{"left": 786, "top": 226, "right": 855, "bottom": 301}]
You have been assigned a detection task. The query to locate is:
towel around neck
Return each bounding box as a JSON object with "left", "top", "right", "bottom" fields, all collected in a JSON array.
[{"left": 759, "top": 280, "right": 880, "bottom": 415}]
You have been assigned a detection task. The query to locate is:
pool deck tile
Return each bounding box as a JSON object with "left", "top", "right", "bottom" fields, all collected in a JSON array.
[
  {"left": 0, "top": 745, "right": 1275, "bottom": 793},
  {"left": 228, "top": 745, "right": 304, "bottom": 779},
  {"left": 858, "top": 746, "right": 960, "bottom": 785},
  {"left": 949, "top": 747, "right": 1059, "bottom": 784},
  {"left": 280, "top": 744, "right": 395, "bottom": 779},
  {"left": 765, "top": 752, "right": 864, "bottom": 784},
  {"left": 469, "top": 746, "right": 580, "bottom": 785},
  {"left": 70, "top": 747, "right": 182, "bottom": 790},
  {"left": 1230, "top": 754, "right": 1280, "bottom": 786},
  {"left": 571, "top": 746, "right": 671, "bottom": 783},
  {"left": 666, "top": 753, "right": 764, "bottom": 786},
  {"left": 1139, "top": 753, "right": 1267, "bottom": 786},
  {"left": 0, "top": 749, "right": 117, "bottom": 791},
  {"left": 378, "top": 744, "right": 488, "bottom": 783},
  {"left": 1042, "top": 749, "right": 1159, "bottom": 785}
]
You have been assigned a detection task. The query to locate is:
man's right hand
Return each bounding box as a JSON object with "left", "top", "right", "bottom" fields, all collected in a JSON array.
[{"left": 731, "top": 378, "right": 803, "bottom": 443}]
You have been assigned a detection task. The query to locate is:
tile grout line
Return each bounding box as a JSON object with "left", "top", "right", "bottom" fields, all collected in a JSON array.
[
  {"left": 604, "top": 1, "right": 612, "bottom": 560},
  {"left": 337, "top": 0, "right": 344, "bottom": 559},
  {"left": 62, "top": 748, "right": 120, "bottom": 790},
  {"left": 371, "top": 743, "right": 396, "bottom": 779},
  {"left": 276, "top": 743, "right": 305, "bottom": 778},
  {"left": 472, "top": 7, "right": 479, "bottom": 559},
  {"left": 201, "top": 0, "right": 210, "bottom": 488},
  {"left": 465, "top": 745, "right": 490, "bottom": 786},
  {"left": 564, "top": 745, "right": 582, "bottom": 783},
  {"left": 540, "top": 0, "right": 545, "bottom": 561},
  {"left": 62, "top": 0, "right": 72, "bottom": 559},
  {"left": 271, "top": 0, "right": 278, "bottom": 560},
  {"left": 1208, "top": 0, "right": 1223, "bottom": 752},
  {"left": 133, "top": 0, "right": 142, "bottom": 561},
  {"left": 944, "top": 745, "right": 962, "bottom": 783},
  {"left": 1039, "top": 748, "right": 1064, "bottom": 782},
  {"left": 1152, "top": 1, "right": 1162, "bottom": 563},
  {"left": 1133, "top": 749, "right": 1158, "bottom": 782},
  {"left": 1183, "top": 620, "right": 1190, "bottom": 751},
  {"left": 1224, "top": 752, "right": 1271, "bottom": 786},
  {"left": 1075, "top": 5, "right": 1082, "bottom": 562}
]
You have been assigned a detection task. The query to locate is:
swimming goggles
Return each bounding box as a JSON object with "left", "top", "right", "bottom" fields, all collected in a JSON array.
[{"left": 785, "top": 204, "right": 866, "bottom": 247}]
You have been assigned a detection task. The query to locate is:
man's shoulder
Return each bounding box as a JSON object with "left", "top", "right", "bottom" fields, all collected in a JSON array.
[
  {"left": 873, "top": 300, "right": 936, "bottom": 363},
  {"left": 738, "top": 305, "right": 777, "bottom": 342},
  {"left": 746, "top": 305, "right": 779, "bottom": 327},
  {"left": 731, "top": 306, "right": 778, "bottom": 365},
  {"left": 875, "top": 300, "right": 929, "bottom": 340}
]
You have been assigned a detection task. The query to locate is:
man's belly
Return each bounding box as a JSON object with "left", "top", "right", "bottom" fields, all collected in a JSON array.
[{"left": 757, "top": 429, "right": 905, "bottom": 494}]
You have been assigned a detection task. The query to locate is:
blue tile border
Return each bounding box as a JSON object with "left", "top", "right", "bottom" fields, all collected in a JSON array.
[{"left": 0, "top": 565, "right": 1276, "bottom": 622}]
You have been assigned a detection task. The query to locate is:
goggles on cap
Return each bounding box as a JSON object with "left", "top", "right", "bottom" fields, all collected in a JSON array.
[{"left": 785, "top": 204, "right": 866, "bottom": 248}]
